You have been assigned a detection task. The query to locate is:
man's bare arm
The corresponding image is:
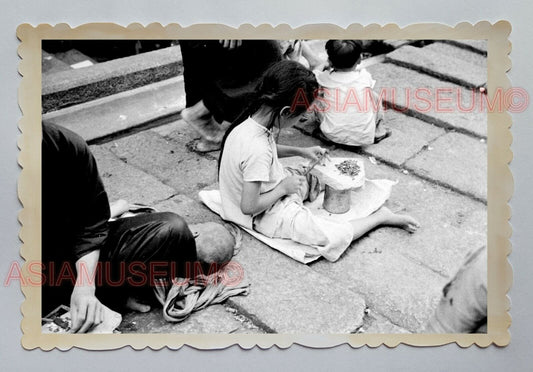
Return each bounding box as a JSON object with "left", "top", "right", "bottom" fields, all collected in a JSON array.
[{"left": 70, "top": 250, "right": 107, "bottom": 333}]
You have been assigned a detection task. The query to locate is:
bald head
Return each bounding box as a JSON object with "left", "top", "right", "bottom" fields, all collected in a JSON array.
[{"left": 189, "top": 222, "right": 235, "bottom": 266}]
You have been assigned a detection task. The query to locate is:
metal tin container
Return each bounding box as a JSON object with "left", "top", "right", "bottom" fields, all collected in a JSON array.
[{"left": 323, "top": 185, "right": 351, "bottom": 214}]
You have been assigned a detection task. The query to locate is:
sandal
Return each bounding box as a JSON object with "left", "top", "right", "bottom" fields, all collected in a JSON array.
[{"left": 186, "top": 138, "right": 221, "bottom": 153}]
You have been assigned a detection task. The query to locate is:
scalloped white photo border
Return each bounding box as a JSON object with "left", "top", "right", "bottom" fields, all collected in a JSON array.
[{"left": 17, "top": 22, "right": 512, "bottom": 350}]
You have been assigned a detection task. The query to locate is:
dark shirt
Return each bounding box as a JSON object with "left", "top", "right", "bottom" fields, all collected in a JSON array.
[{"left": 42, "top": 122, "right": 110, "bottom": 288}]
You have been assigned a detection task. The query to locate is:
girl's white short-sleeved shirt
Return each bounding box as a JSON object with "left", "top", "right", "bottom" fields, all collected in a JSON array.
[{"left": 219, "top": 117, "right": 285, "bottom": 228}]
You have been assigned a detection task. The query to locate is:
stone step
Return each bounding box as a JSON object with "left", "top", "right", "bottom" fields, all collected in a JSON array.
[
  {"left": 43, "top": 45, "right": 183, "bottom": 113},
  {"left": 43, "top": 76, "right": 185, "bottom": 144},
  {"left": 404, "top": 132, "right": 487, "bottom": 202},
  {"left": 288, "top": 114, "right": 486, "bottom": 219},
  {"left": 442, "top": 40, "right": 487, "bottom": 56},
  {"left": 118, "top": 304, "right": 263, "bottom": 334},
  {"left": 90, "top": 144, "right": 176, "bottom": 205},
  {"left": 366, "top": 63, "right": 487, "bottom": 138},
  {"left": 307, "top": 148, "right": 486, "bottom": 331},
  {"left": 385, "top": 45, "right": 486, "bottom": 88},
  {"left": 327, "top": 147, "right": 487, "bottom": 279},
  {"left": 358, "top": 308, "right": 411, "bottom": 334},
  {"left": 359, "top": 110, "right": 446, "bottom": 167},
  {"left": 42, "top": 50, "right": 71, "bottom": 74},
  {"left": 227, "top": 232, "right": 366, "bottom": 333},
  {"left": 310, "top": 245, "right": 447, "bottom": 332},
  {"left": 423, "top": 42, "right": 487, "bottom": 68},
  {"left": 52, "top": 49, "right": 97, "bottom": 69},
  {"left": 150, "top": 118, "right": 198, "bottom": 139},
  {"left": 108, "top": 129, "right": 218, "bottom": 201}
]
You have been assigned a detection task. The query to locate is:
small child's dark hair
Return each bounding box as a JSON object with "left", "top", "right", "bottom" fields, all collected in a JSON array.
[{"left": 325, "top": 40, "right": 363, "bottom": 70}]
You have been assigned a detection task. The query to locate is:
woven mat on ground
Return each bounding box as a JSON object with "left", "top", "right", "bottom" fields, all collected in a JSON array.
[{"left": 199, "top": 178, "right": 396, "bottom": 264}]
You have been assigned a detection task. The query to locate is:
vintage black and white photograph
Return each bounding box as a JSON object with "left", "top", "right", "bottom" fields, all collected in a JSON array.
[{"left": 17, "top": 23, "right": 511, "bottom": 348}]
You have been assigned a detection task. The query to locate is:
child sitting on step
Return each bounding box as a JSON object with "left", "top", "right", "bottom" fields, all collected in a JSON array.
[
  {"left": 314, "top": 40, "right": 391, "bottom": 146},
  {"left": 218, "top": 60, "right": 418, "bottom": 262}
]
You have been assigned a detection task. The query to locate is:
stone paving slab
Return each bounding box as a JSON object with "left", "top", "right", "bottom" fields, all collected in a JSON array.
[
  {"left": 404, "top": 132, "right": 487, "bottom": 201},
  {"left": 293, "top": 111, "right": 445, "bottom": 168},
  {"left": 118, "top": 305, "right": 255, "bottom": 334},
  {"left": 385, "top": 45, "right": 486, "bottom": 88},
  {"left": 109, "top": 130, "right": 218, "bottom": 200},
  {"left": 359, "top": 309, "right": 411, "bottom": 334},
  {"left": 310, "top": 245, "right": 447, "bottom": 332},
  {"left": 151, "top": 118, "right": 198, "bottom": 139},
  {"left": 442, "top": 40, "right": 488, "bottom": 56},
  {"left": 306, "top": 151, "right": 483, "bottom": 331},
  {"left": 366, "top": 63, "right": 487, "bottom": 138},
  {"left": 228, "top": 233, "right": 367, "bottom": 333},
  {"left": 43, "top": 77, "right": 185, "bottom": 143},
  {"left": 363, "top": 110, "right": 445, "bottom": 167},
  {"left": 90, "top": 145, "right": 176, "bottom": 205},
  {"left": 327, "top": 148, "right": 487, "bottom": 278},
  {"left": 152, "top": 195, "right": 223, "bottom": 225},
  {"left": 423, "top": 42, "right": 487, "bottom": 68}
]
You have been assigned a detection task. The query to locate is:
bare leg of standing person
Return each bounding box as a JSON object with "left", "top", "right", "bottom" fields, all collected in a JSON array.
[{"left": 182, "top": 101, "right": 231, "bottom": 152}]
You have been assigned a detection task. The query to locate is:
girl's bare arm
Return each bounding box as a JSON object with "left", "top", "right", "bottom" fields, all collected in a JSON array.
[
  {"left": 276, "top": 144, "right": 307, "bottom": 158},
  {"left": 277, "top": 144, "right": 328, "bottom": 161},
  {"left": 240, "top": 177, "right": 302, "bottom": 216}
]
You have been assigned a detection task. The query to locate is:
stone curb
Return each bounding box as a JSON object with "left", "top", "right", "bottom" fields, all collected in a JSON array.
[
  {"left": 43, "top": 45, "right": 183, "bottom": 112},
  {"left": 43, "top": 76, "right": 185, "bottom": 144}
]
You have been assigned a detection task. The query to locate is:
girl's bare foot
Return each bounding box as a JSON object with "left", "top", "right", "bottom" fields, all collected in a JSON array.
[
  {"left": 376, "top": 206, "right": 420, "bottom": 233},
  {"left": 125, "top": 297, "right": 151, "bottom": 313}
]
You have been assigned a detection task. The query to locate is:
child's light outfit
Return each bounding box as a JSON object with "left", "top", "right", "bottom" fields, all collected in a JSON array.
[
  {"left": 219, "top": 117, "right": 354, "bottom": 261},
  {"left": 316, "top": 68, "right": 381, "bottom": 146}
]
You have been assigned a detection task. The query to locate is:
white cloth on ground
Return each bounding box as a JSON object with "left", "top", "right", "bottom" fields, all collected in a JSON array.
[{"left": 199, "top": 178, "right": 396, "bottom": 264}]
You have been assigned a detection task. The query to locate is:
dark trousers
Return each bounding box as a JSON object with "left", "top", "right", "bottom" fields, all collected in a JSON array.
[
  {"left": 42, "top": 212, "right": 196, "bottom": 315},
  {"left": 179, "top": 40, "right": 281, "bottom": 123}
]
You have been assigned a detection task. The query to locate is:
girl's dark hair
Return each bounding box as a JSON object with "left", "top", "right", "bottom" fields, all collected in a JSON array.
[
  {"left": 325, "top": 40, "right": 363, "bottom": 70},
  {"left": 218, "top": 60, "right": 318, "bottom": 173}
]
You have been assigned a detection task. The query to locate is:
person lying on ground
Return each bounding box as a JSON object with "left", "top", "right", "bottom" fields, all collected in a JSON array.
[
  {"left": 218, "top": 60, "right": 419, "bottom": 262},
  {"left": 313, "top": 40, "right": 391, "bottom": 146},
  {"left": 42, "top": 121, "right": 234, "bottom": 333}
]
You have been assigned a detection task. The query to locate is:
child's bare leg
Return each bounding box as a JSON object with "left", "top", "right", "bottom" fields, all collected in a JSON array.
[
  {"left": 182, "top": 101, "right": 231, "bottom": 152},
  {"left": 349, "top": 206, "right": 419, "bottom": 241}
]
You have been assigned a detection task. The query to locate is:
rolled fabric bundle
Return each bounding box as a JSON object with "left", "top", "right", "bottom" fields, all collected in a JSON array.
[{"left": 154, "top": 275, "right": 250, "bottom": 323}]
